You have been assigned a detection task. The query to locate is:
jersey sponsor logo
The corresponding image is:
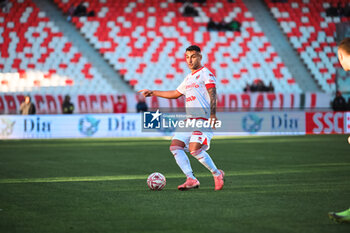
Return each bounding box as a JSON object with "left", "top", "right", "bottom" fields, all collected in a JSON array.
[
  {"left": 186, "top": 83, "right": 199, "bottom": 89},
  {"left": 186, "top": 96, "right": 196, "bottom": 102},
  {"left": 208, "top": 79, "right": 215, "bottom": 83},
  {"left": 209, "top": 73, "right": 215, "bottom": 77}
]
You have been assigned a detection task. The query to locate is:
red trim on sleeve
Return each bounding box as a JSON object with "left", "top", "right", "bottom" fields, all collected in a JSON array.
[{"left": 205, "top": 83, "right": 216, "bottom": 89}]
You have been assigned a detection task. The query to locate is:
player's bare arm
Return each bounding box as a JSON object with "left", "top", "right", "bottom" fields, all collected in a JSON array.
[
  {"left": 138, "top": 89, "right": 182, "bottom": 99},
  {"left": 207, "top": 87, "right": 218, "bottom": 124}
]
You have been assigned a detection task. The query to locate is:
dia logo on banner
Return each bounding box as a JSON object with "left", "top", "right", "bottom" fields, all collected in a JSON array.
[
  {"left": 242, "top": 114, "right": 263, "bottom": 133},
  {"left": 0, "top": 118, "right": 15, "bottom": 136},
  {"left": 24, "top": 117, "right": 51, "bottom": 133},
  {"left": 79, "top": 116, "right": 100, "bottom": 136}
]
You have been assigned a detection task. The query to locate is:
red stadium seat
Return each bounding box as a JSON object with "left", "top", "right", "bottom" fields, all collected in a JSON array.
[
  {"left": 265, "top": 0, "right": 349, "bottom": 92},
  {"left": 51, "top": 0, "right": 301, "bottom": 93},
  {"left": 0, "top": 0, "right": 114, "bottom": 94}
]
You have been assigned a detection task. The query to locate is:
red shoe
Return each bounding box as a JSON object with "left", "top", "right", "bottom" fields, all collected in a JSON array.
[
  {"left": 178, "top": 178, "right": 200, "bottom": 191},
  {"left": 214, "top": 169, "right": 225, "bottom": 191}
]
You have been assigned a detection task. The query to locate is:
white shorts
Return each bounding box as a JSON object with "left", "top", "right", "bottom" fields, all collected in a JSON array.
[{"left": 172, "top": 130, "right": 213, "bottom": 151}]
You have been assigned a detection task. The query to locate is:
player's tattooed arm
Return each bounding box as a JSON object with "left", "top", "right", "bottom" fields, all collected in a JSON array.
[{"left": 207, "top": 87, "right": 217, "bottom": 117}]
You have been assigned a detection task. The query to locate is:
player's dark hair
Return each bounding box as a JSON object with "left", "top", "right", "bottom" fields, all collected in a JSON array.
[
  {"left": 339, "top": 38, "right": 350, "bottom": 55},
  {"left": 186, "top": 45, "right": 201, "bottom": 53}
]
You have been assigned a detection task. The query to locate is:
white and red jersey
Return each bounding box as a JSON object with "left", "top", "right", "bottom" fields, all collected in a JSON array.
[{"left": 176, "top": 66, "right": 216, "bottom": 119}]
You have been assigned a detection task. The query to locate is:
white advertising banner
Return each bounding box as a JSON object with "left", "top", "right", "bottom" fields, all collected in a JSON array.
[
  {"left": 0, "top": 111, "right": 308, "bottom": 139},
  {"left": 216, "top": 111, "right": 305, "bottom": 135},
  {"left": 0, "top": 113, "right": 166, "bottom": 139}
]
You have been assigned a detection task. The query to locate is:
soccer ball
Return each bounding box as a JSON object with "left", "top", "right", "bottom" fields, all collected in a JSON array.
[{"left": 147, "top": 172, "right": 166, "bottom": 190}]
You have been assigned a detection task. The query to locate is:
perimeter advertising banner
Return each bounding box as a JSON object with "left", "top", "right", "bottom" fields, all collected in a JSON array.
[
  {"left": 0, "top": 113, "right": 161, "bottom": 139},
  {"left": 305, "top": 112, "right": 347, "bottom": 134},
  {"left": 1, "top": 111, "right": 348, "bottom": 139},
  {"left": 0, "top": 111, "right": 307, "bottom": 139},
  {"left": 141, "top": 110, "right": 305, "bottom": 135}
]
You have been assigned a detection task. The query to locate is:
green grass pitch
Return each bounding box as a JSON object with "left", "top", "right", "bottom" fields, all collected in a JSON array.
[{"left": 0, "top": 135, "right": 349, "bottom": 233}]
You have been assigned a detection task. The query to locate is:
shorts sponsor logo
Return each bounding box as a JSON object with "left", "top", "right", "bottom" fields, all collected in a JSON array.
[{"left": 192, "top": 131, "right": 203, "bottom": 135}]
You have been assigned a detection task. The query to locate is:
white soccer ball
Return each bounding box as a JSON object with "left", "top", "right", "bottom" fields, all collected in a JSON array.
[{"left": 147, "top": 172, "right": 166, "bottom": 190}]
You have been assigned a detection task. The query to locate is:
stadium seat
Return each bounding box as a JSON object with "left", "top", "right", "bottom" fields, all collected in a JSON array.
[
  {"left": 265, "top": 0, "right": 350, "bottom": 93},
  {"left": 0, "top": 0, "right": 111, "bottom": 94},
  {"left": 53, "top": 0, "right": 302, "bottom": 94}
]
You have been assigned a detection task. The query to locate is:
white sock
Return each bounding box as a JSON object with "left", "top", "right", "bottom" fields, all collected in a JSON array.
[
  {"left": 191, "top": 149, "right": 220, "bottom": 176},
  {"left": 170, "top": 148, "right": 196, "bottom": 179}
]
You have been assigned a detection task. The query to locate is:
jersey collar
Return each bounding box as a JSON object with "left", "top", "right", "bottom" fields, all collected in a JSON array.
[{"left": 191, "top": 66, "right": 204, "bottom": 76}]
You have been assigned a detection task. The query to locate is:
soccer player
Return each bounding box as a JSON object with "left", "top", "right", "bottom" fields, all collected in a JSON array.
[
  {"left": 328, "top": 37, "right": 350, "bottom": 223},
  {"left": 139, "top": 45, "right": 225, "bottom": 191}
]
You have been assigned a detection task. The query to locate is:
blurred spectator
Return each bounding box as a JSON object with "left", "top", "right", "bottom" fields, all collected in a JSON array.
[
  {"left": 243, "top": 83, "right": 251, "bottom": 92},
  {"left": 267, "top": 81, "right": 274, "bottom": 92},
  {"left": 0, "top": 0, "right": 9, "bottom": 13},
  {"left": 207, "top": 18, "right": 241, "bottom": 32},
  {"left": 337, "top": 2, "right": 344, "bottom": 17},
  {"left": 182, "top": 2, "right": 199, "bottom": 17},
  {"left": 332, "top": 91, "right": 346, "bottom": 111},
  {"left": 251, "top": 79, "right": 265, "bottom": 92},
  {"left": 344, "top": 3, "right": 350, "bottom": 17},
  {"left": 62, "top": 95, "right": 74, "bottom": 114},
  {"left": 20, "top": 95, "right": 36, "bottom": 115},
  {"left": 244, "top": 80, "right": 274, "bottom": 93},
  {"left": 347, "top": 97, "right": 350, "bottom": 111},
  {"left": 136, "top": 95, "right": 148, "bottom": 113},
  {"left": 227, "top": 19, "right": 241, "bottom": 32},
  {"left": 326, "top": 4, "right": 337, "bottom": 16},
  {"left": 217, "top": 19, "right": 228, "bottom": 31},
  {"left": 113, "top": 95, "right": 127, "bottom": 113},
  {"left": 207, "top": 18, "right": 218, "bottom": 31},
  {"left": 87, "top": 9, "right": 95, "bottom": 17},
  {"left": 73, "top": 2, "right": 87, "bottom": 17},
  {"left": 326, "top": 3, "right": 341, "bottom": 17}
]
